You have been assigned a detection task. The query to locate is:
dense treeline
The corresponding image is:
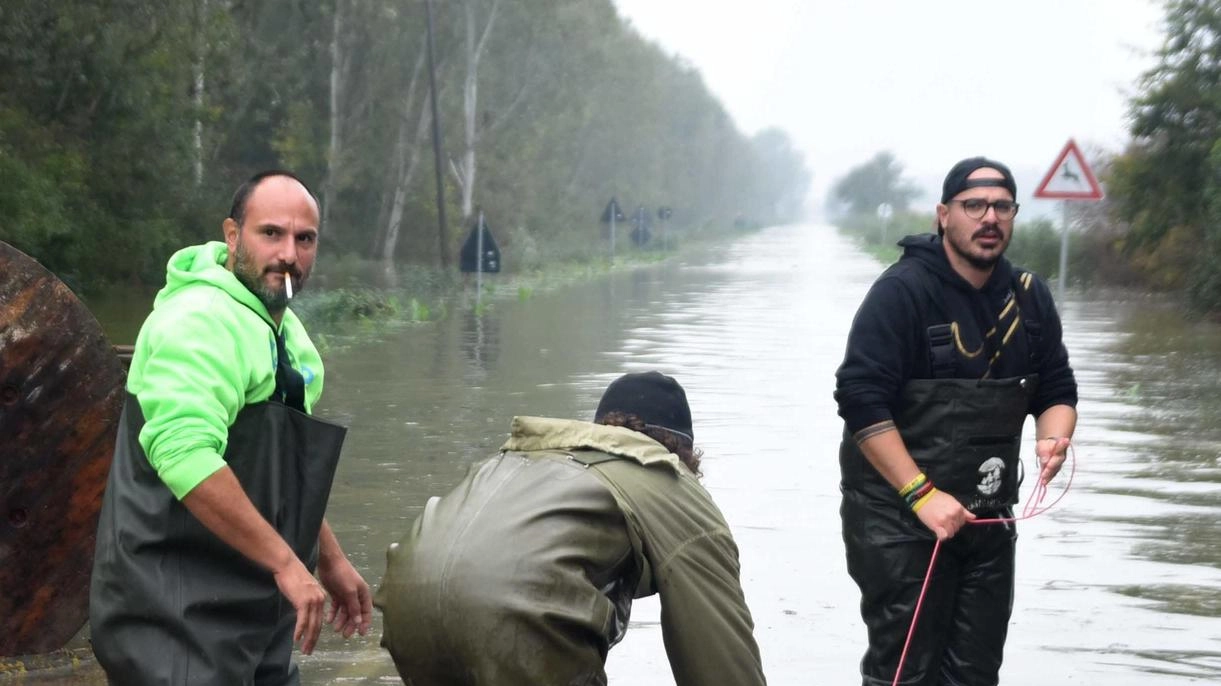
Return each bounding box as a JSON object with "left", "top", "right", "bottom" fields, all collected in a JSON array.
[
  {"left": 0, "top": 0, "right": 810, "bottom": 289},
  {"left": 1105, "top": 0, "right": 1220, "bottom": 312},
  {"left": 831, "top": 0, "right": 1220, "bottom": 316}
]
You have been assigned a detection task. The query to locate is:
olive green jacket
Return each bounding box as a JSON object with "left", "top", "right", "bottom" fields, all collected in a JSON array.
[{"left": 377, "top": 417, "right": 766, "bottom": 686}]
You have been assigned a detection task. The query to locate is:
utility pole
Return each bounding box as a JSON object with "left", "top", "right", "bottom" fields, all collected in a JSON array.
[
  {"left": 1058, "top": 201, "right": 1070, "bottom": 302},
  {"left": 476, "top": 209, "right": 485, "bottom": 307},
  {"left": 425, "top": 0, "right": 450, "bottom": 269}
]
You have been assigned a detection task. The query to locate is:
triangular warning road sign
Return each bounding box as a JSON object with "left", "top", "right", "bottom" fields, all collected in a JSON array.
[{"left": 1034, "top": 139, "right": 1104, "bottom": 200}]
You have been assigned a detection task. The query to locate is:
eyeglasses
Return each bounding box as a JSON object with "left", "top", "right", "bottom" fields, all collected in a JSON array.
[{"left": 950, "top": 199, "right": 1020, "bottom": 220}]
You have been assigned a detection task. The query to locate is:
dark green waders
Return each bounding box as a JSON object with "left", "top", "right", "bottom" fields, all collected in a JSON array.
[
  {"left": 89, "top": 395, "right": 345, "bottom": 686},
  {"left": 840, "top": 375, "right": 1035, "bottom": 686}
]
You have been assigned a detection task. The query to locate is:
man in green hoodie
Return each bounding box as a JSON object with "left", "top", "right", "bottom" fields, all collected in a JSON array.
[
  {"left": 90, "top": 171, "right": 371, "bottom": 685},
  {"left": 375, "top": 371, "right": 767, "bottom": 686}
]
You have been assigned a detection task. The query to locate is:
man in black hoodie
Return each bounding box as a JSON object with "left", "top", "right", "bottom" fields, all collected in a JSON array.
[{"left": 834, "top": 157, "right": 1078, "bottom": 686}]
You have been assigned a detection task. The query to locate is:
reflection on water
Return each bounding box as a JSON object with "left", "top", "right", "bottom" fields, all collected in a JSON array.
[
  {"left": 305, "top": 224, "right": 1220, "bottom": 684},
  {"left": 1002, "top": 286, "right": 1221, "bottom": 685},
  {"left": 15, "top": 224, "right": 1220, "bottom": 684},
  {"left": 78, "top": 286, "right": 156, "bottom": 345},
  {"left": 1115, "top": 582, "right": 1221, "bottom": 617},
  {"left": 1051, "top": 293, "right": 1221, "bottom": 652}
]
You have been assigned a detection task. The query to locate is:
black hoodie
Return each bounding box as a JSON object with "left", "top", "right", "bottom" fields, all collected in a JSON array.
[{"left": 834, "top": 233, "right": 1077, "bottom": 435}]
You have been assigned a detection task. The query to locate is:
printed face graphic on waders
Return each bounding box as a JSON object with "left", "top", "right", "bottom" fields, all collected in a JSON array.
[{"left": 977, "top": 457, "right": 1006, "bottom": 496}]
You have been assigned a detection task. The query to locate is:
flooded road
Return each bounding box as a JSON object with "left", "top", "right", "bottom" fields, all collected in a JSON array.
[
  {"left": 26, "top": 223, "right": 1219, "bottom": 684},
  {"left": 298, "top": 223, "right": 1220, "bottom": 684}
]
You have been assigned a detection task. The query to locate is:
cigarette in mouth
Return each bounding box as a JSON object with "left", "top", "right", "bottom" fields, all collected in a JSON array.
[{"left": 285, "top": 272, "right": 294, "bottom": 299}]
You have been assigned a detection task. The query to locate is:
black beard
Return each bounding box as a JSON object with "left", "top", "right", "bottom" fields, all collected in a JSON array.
[
  {"left": 233, "top": 244, "right": 288, "bottom": 314},
  {"left": 962, "top": 251, "right": 1001, "bottom": 271},
  {"left": 947, "top": 224, "right": 1006, "bottom": 271}
]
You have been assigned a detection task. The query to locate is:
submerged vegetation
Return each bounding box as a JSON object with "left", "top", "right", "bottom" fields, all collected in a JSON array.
[{"left": 292, "top": 239, "right": 710, "bottom": 346}]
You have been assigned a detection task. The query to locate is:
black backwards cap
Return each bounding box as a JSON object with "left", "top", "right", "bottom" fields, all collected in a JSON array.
[
  {"left": 940, "top": 157, "right": 1017, "bottom": 203},
  {"left": 594, "top": 371, "right": 694, "bottom": 446}
]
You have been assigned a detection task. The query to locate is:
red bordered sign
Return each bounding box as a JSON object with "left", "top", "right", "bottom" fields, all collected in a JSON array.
[{"left": 1034, "top": 139, "right": 1104, "bottom": 200}]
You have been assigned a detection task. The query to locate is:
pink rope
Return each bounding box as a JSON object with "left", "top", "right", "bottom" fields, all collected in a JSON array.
[
  {"left": 889, "top": 444, "right": 1076, "bottom": 686},
  {"left": 975, "top": 442, "right": 1077, "bottom": 525},
  {"left": 891, "top": 538, "right": 943, "bottom": 686}
]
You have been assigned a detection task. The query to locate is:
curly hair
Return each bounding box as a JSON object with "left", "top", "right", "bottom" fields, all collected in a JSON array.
[{"left": 596, "top": 411, "right": 702, "bottom": 477}]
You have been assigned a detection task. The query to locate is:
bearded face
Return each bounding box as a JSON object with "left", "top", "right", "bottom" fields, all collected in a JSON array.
[{"left": 233, "top": 237, "right": 295, "bottom": 313}]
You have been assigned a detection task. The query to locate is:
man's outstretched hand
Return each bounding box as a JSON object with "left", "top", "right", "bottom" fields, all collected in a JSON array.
[
  {"left": 1036, "top": 436, "right": 1071, "bottom": 486},
  {"left": 318, "top": 554, "right": 372, "bottom": 639}
]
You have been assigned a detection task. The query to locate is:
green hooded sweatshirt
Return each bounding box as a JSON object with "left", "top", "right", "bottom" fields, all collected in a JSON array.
[{"left": 127, "top": 241, "right": 324, "bottom": 499}]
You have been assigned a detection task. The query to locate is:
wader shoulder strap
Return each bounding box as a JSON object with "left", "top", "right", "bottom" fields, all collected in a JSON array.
[
  {"left": 927, "top": 324, "right": 956, "bottom": 379},
  {"left": 901, "top": 261, "right": 957, "bottom": 379},
  {"left": 1012, "top": 270, "right": 1043, "bottom": 367},
  {"left": 273, "top": 329, "right": 306, "bottom": 412}
]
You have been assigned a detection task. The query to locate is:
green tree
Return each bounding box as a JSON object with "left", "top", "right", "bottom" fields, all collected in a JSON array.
[
  {"left": 0, "top": 0, "right": 201, "bottom": 287},
  {"left": 830, "top": 151, "right": 922, "bottom": 217},
  {"left": 0, "top": 0, "right": 813, "bottom": 287},
  {"left": 746, "top": 128, "right": 811, "bottom": 224},
  {"left": 1192, "top": 139, "right": 1221, "bottom": 310},
  {"left": 1108, "top": 0, "right": 1220, "bottom": 309}
]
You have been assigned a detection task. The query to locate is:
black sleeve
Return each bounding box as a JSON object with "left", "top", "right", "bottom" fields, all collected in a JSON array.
[
  {"left": 834, "top": 272, "right": 923, "bottom": 435},
  {"left": 1028, "top": 275, "right": 1078, "bottom": 415}
]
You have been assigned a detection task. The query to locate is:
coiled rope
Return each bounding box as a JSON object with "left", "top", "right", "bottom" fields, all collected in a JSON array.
[{"left": 890, "top": 444, "right": 1077, "bottom": 686}]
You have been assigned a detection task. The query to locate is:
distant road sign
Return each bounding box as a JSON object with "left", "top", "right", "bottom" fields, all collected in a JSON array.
[
  {"left": 601, "top": 198, "right": 624, "bottom": 223},
  {"left": 1034, "top": 139, "right": 1104, "bottom": 200},
  {"left": 459, "top": 217, "right": 500, "bottom": 273}
]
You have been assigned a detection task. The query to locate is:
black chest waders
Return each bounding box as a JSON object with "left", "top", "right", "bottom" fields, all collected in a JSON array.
[
  {"left": 839, "top": 375, "right": 1035, "bottom": 686},
  {"left": 90, "top": 387, "right": 345, "bottom": 685},
  {"left": 896, "top": 374, "right": 1035, "bottom": 512},
  {"left": 840, "top": 375, "right": 1035, "bottom": 514}
]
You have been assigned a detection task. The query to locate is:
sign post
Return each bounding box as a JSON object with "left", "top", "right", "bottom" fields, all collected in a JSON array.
[
  {"left": 601, "top": 198, "right": 624, "bottom": 262},
  {"left": 657, "top": 206, "right": 673, "bottom": 251},
  {"left": 459, "top": 211, "right": 501, "bottom": 310},
  {"left": 1033, "top": 139, "right": 1104, "bottom": 300},
  {"left": 476, "top": 210, "right": 485, "bottom": 298},
  {"left": 877, "top": 203, "right": 893, "bottom": 245}
]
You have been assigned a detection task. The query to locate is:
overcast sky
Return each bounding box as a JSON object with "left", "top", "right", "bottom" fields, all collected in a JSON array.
[{"left": 611, "top": 0, "right": 1167, "bottom": 218}]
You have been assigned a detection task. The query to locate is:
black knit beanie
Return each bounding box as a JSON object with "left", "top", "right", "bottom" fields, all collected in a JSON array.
[{"left": 594, "top": 371, "right": 693, "bottom": 445}]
